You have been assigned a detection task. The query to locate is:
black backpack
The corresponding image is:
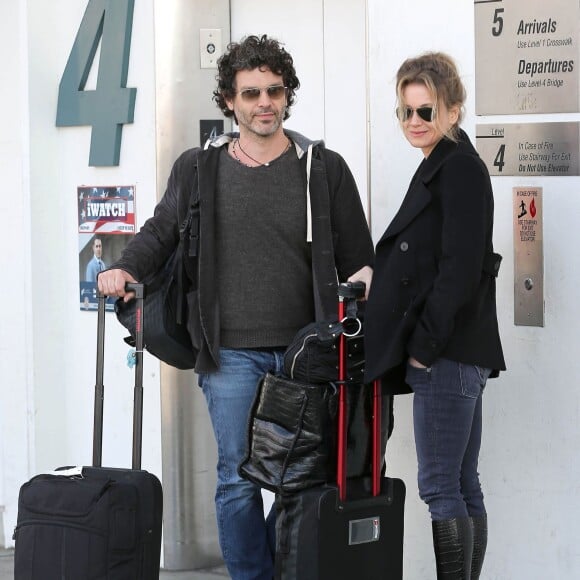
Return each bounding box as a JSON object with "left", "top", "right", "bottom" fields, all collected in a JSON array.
[{"left": 115, "top": 161, "right": 199, "bottom": 370}]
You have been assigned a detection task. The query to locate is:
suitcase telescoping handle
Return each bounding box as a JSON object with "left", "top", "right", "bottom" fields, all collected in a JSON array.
[
  {"left": 336, "top": 281, "right": 382, "bottom": 501},
  {"left": 94, "top": 283, "right": 145, "bottom": 470}
]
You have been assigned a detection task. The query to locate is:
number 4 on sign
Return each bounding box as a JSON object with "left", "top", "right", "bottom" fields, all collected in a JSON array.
[{"left": 56, "top": 0, "right": 136, "bottom": 167}]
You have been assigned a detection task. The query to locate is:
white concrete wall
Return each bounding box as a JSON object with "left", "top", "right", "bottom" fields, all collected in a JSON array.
[
  {"left": 0, "top": 0, "right": 35, "bottom": 548},
  {"left": 1, "top": 1, "right": 579, "bottom": 578}
]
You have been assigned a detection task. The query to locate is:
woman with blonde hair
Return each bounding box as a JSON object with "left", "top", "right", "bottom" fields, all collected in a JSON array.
[{"left": 364, "top": 52, "right": 506, "bottom": 579}]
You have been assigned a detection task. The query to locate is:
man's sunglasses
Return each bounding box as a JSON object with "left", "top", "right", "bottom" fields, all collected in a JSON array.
[
  {"left": 236, "top": 85, "right": 288, "bottom": 102},
  {"left": 397, "top": 106, "right": 436, "bottom": 123}
]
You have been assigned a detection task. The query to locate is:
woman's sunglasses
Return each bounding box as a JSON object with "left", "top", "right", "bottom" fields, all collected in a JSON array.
[
  {"left": 236, "top": 85, "right": 288, "bottom": 102},
  {"left": 397, "top": 106, "right": 436, "bottom": 123}
]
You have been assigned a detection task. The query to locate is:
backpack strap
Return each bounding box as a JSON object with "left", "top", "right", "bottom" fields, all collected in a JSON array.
[
  {"left": 308, "top": 144, "right": 339, "bottom": 322},
  {"left": 175, "top": 159, "right": 200, "bottom": 323}
]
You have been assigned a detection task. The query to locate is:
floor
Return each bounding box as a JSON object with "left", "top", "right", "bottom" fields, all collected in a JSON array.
[{"left": 0, "top": 548, "right": 230, "bottom": 579}]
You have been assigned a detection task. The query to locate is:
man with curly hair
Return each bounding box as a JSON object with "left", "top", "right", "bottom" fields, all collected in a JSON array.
[{"left": 98, "top": 34, "right": 374, "bottom": 579}]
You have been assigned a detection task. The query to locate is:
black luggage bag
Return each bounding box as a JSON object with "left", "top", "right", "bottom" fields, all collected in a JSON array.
[
  {"left": 13, "top": 285, "right": 163, "bottom": 579},
  {"left": 275, "top": 282, "right": 405, "bottom": 580}
]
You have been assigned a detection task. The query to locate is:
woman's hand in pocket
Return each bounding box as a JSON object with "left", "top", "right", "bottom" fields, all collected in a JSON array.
[{"left": 408, "top": 356, "right": 427, "bottom": 369}]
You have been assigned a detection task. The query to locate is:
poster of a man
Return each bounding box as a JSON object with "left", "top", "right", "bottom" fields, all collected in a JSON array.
[
  {"left": 78, "top": 186, "right": 135, "bottom": 311},
  {"left": 85, "top": 237, "right": 106, "bottom": 282}
]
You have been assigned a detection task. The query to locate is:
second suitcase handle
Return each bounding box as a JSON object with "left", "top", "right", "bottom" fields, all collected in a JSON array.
[{"left": 336, "top": 282, "right": 382, "bottom": 501}]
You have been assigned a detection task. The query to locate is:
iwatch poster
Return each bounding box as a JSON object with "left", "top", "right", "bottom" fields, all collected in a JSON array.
[{"left": 78, "top": 185, "right": 135, "bottom": 311}]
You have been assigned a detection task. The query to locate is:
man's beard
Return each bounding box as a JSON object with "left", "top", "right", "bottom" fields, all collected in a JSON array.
[{"left": 236, "top": 106, "right": 286, "bottom": 137}]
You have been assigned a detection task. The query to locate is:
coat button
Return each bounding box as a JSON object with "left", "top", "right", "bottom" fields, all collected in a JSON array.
[
  {"left": 400, "top": 241, "right": 409, "bottom": 252},
  {"left": 401, "top": 277, "right": 410, "bottom": 286}
]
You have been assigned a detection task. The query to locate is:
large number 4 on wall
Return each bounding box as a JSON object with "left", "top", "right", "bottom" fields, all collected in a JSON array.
[{"left": 56, "top": 0, "right": 136, "bottom": 167}]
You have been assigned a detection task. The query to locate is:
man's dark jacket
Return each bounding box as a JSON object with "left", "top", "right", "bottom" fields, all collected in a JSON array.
[
  {"left": 364, "top": 130, "right": 506, "bottom": 394},
  {"left": 114, "top": 130, "right": 374, "bottom": 373}
]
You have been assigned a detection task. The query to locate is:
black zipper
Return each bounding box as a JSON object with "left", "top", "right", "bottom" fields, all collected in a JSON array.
[{"left": 289, "top": 333, "right": 318, "bottom": 378}]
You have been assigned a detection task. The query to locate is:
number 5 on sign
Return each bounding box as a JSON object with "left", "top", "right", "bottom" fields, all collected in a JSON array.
[{"left": 56, "top": 0, "right": 136, "bottom": 167}]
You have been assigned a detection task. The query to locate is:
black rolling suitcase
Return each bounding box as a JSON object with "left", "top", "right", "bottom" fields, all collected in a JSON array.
[
  {"left": 13, "top": 285, "right": 163, "bottom": 579},
  {"left": 275, "top": 282, "right": 406, "bottom": 580}
]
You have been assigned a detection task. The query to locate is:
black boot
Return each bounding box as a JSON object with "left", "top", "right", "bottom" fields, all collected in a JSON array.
[
  {"left": 432, "top": 517, "right": 473, "bottom": 579},
  {"left": 470, "top": 515, "right": 487, "bottom": 579}
]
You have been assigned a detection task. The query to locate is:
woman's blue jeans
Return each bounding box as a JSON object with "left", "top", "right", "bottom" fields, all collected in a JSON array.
[
  {"left": 198, "top": 348, "right": 284, "bottom": 580},
  {"left": 405, "top": 357, "right": 491, "bottom": 521}
]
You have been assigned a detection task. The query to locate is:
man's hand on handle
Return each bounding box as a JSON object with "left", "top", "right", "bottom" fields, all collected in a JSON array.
[{"left": 97, "top": 269, "right": 138, "bottom": 302}]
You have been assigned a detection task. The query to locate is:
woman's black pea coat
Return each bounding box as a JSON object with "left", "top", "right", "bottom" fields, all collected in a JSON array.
[{"left": 364, "top": 130, "right": 506, "bottom": 394}]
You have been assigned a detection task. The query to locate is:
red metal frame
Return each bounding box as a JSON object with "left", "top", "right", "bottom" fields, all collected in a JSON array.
[
  {"left": 337, "top": 297, "right": 348, "bottom": 501},
  {"left": 336, "top": 294, "right": 382, "bottom": 501},
  {"left": 372, "top": 379, "right": 382, "bottom": 497}
]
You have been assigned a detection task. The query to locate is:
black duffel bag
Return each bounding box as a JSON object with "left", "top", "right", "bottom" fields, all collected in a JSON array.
[
  {"left": 239, "top": 297, "right": 393, "bottom": 494},
  {"left": 238, "top": 373, "right": 394, "bottom": 495},
  {"left": 238, "top": 373, "right": 338, "bottom": 495}
]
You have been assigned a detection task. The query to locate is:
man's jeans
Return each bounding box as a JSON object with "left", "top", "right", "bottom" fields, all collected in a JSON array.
[
  {"left": 405, "top": 357, "right": 491, "bottom": 521},
  {"left": 198, "top": 348, "right": 284, "bottom": 580}
]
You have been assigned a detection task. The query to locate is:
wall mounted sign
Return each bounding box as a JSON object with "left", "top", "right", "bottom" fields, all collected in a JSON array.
[
  {"left": 513, "top": 187, "right": 544, "bottom": 327},
  {"left": 56, "top": 0, "right": 137, "bottom": 166},
  {"left": 476, "top": 122, "right": 580, "bottom": 176},
  {"left": 475, "top": 0, "right": 579, "bottom": 114},
  {"left": 78, "top": 185, "right": 135, "bottom": 311}
]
